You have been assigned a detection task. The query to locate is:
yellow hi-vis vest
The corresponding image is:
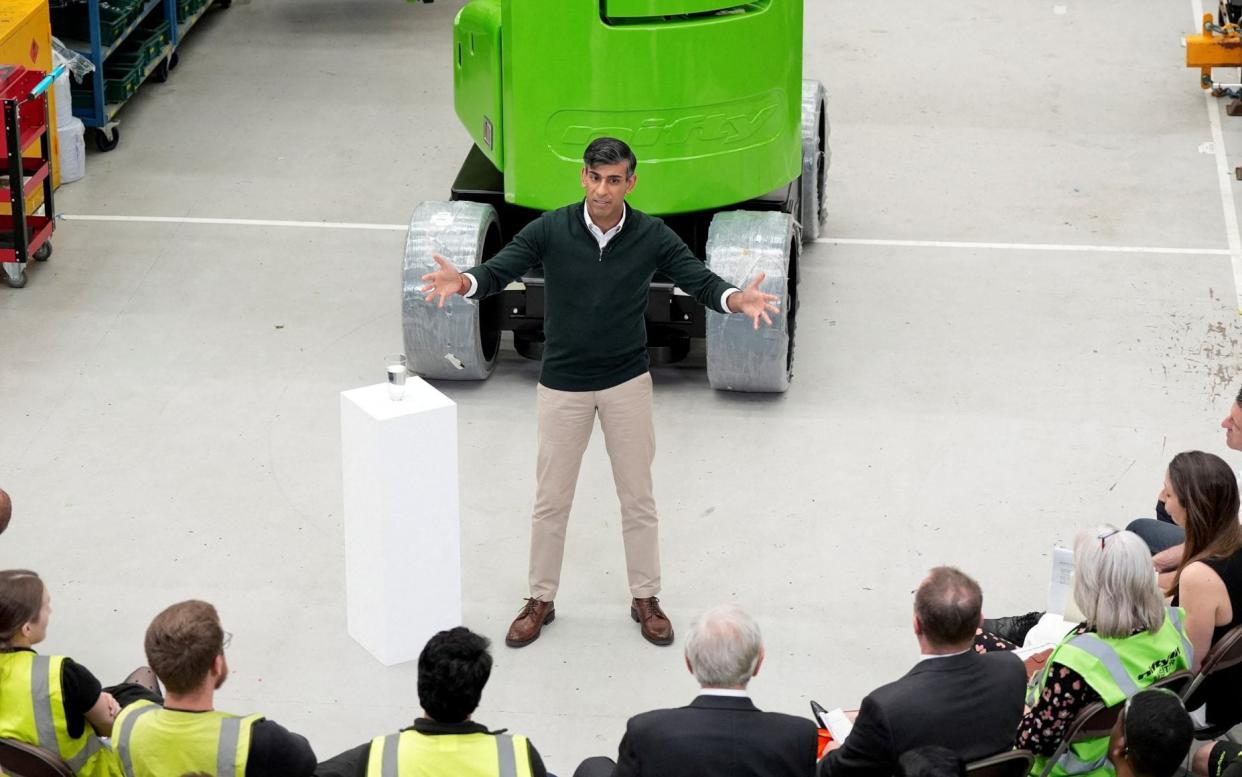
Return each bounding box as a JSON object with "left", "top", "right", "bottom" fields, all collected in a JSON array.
[
  {"left": 111, "top": 699, "right": 261, "bottom": 777},
  {"left": 365, "top": 730, "right": 534, "bottom": 777},
  {"left": 1027, "top": 607, "right": 1193, "bottom": 777},
  {"left": 0, "top": 652, "right": 121, "bottom": 777}
]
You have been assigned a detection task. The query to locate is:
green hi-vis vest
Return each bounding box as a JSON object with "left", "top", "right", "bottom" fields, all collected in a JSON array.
[
  {"left": 365, "top": 730, "right": 535, "bottom": 777},
  {"left": 111, "top": 699, "right": 261, "bottom": 777},
  {"left": 1027, "top": 607, "right": 1193, "bottom": 777},
  {"left": 0, "top": 652, "right": 121, "bottom": 777}
]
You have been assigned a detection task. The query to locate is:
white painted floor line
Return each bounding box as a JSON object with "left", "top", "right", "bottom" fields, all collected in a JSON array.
[
  {"left": 814, "top": 237, "right": 1230, "bottom": 256},
  {"left": 1193, "top": 0, "right": 1242, "bottom": 312},
  {"left": 61, "top": 214, "right": 1231, "bottom": 256},
  {"left": 61, "top": 214, "right": 409, "bottom": 231}
]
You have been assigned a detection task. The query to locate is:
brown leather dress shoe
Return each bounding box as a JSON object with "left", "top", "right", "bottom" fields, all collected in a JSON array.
[
  {"left": 505, "top": 598, "right": 555, "bottom": 648},
  {"left": 631, "top": 597, "right": 674, "bottom": 646}
]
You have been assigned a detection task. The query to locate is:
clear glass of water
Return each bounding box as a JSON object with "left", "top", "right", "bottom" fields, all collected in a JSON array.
[{"left": 386, "top": 353, "right": 407, "bottom": 401}]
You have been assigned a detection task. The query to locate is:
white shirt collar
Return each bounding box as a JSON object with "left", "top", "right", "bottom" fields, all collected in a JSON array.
[
  {"left": 698, "top": 688, "right": 749, "bottom": 697},
  {"left": 583, "top": 200, "right": 626, "bottom": 249},
  {"left": 919, "top": 648, "right": 972, "bottom": 661}
]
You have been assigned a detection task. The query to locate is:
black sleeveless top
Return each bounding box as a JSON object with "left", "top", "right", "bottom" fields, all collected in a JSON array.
[{"left": 1192, "top": 550, "right": 1242, "bottom": 724}]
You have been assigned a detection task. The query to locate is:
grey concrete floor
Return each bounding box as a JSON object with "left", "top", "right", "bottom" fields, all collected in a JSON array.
[{"left": 3, "top": 0, "right": 1242, "bottom": 772}]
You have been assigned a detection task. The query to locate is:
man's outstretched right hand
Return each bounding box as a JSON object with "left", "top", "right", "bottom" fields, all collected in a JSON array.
[{"left": 419, "top": 254, "right": 469, "bottom": 308}]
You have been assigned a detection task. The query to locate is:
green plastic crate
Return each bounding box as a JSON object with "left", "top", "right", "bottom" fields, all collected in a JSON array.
[
  {"left": 129, "top": 19, "right": 170, "bottom": 61},
  {"left": 52, "top": 3, "right": 131, "bottom": 47}
]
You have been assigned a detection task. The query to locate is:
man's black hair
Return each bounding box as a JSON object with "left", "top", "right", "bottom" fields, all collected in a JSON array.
[
  {"left": 896, "top": 746, "right": 966, "bottom": 777},
  {"left": 417, "top": 627, "right": 493, "bottom": 723},
  {"left": 583, "top": 137, "right": 637, "bottom": 178},
  {"left": 1124, "top": 688, "right": 1193, "bottom": 777}
]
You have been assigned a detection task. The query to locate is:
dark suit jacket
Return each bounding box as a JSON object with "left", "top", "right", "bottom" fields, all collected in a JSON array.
[
  {"left": 819, "top": 650, "right": 1027, "bottom": 777},
  {"left": 614, "top": 694, "right": 818, "bottom": 777}
]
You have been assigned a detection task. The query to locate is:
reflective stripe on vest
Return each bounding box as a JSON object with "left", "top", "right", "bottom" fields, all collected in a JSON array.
[
  {"left": 496, "top": 735, "right": 516, "bottom": 777},
  {"left": 217, "top": 717, "right": 243, "bottom": 777},
  {"left": 29, "top": 655, "right": 58, "bottom": 750},
  {"left": 381, "top": 734, "right": 399, "bottom": 777},
  {"left": 115, "top": 703, "right": 159, "bottom": 777},
  {"left": 1168, "top": 606, "right": 1194, "bottom": 667},
  {"left": 1056, "top": 752, "right": 1112, "bottom": 774},
  {"left": 371, "top": 731, "right": 527, "bottom": 777},
  {"left": 1063, "top": 633, "right": 1141, "bottom": 698}
]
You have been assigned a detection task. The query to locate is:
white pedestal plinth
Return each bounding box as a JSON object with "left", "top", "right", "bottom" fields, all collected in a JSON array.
[{"left": 340, "top": 379, "right": 460, "bottom": 666}]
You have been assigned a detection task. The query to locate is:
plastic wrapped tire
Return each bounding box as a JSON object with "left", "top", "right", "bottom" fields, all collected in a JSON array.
[
  {"left": 705, "top": 211, "right": 797, "bottom": 393},
  {"left": 402, "top": 201, "right": 502, "bottom": 380},
  {"left": 800, "top": 79, "right": 829, "bottom": 243}
]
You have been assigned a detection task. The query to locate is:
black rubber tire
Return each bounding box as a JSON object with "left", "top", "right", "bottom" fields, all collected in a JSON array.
[
  {"left": 34, "top": 242, "right": 51, "bottom": 261},
  {"left": 152, "top": 58, "right": 170, "bottom": 83},
  {"left": 217, "top": 0, "right": 232, "bottom": 8},
  {"left": 94, "top": 128, "right": 119, "bottom": 152},
  {"left": 3, "top": 266, "right": 26, "bottom": 288},
  {"left": 169, "top": 51, "right": 181, "bottom": 70}
]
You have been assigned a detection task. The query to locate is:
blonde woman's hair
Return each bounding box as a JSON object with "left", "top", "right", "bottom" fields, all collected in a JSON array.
[{"left": 1073, "top": 526, "right": 1166, "bottom": 638}]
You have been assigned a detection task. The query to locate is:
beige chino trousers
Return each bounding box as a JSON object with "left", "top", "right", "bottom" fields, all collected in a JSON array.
[{"left": 528, "top": 372, "right": 660, "bottom": 601}]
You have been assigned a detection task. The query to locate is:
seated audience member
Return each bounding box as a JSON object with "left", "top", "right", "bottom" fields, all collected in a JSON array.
[
  {"left": 0, "top": 569, "right": 159, "bottom": 777},
  {"left": 0, "top": 487, "right": 10, "bottom": 534},
  {"left": 1146, "top": 452, "right": 1242, "bottom": 728},
  {"left": 896, "top": 747, "right": 966, "bottom": 777},
  {"left": 316, "top": 627, "right": 548, "bottom": 777},
  {"left": 1128, "top": 389, "right": 1242, "bottom": 559},
  {"left": 574, "top": 604, "right": 817, "bottom": 777},
  {"left": 819, "top": 567, "right": 1025, "bottom": 777},
  {"left": 1107, "top": 688, "right": 1191, "bottom": 777},
  {"left": 111, "top": 599, "right": 316, "bottom": 777},
  {"left": 1020, "top": 527, "right": 1191, "bottom": 777}
]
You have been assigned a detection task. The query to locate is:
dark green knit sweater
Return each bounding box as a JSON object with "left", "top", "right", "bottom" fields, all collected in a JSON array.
[{"left": 464, "top": 201, "right": 736, "bottom": 392}]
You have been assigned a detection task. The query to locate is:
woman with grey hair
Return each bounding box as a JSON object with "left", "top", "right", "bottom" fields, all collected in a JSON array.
[{"left": 1021, "top": 527, "right": 1193, "bottom": 777}]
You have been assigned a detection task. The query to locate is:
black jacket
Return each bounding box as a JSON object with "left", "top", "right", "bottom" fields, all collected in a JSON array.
[
  {"left": 614, "top": 694, "right": 818, "bottom": 777},
  {"left": 819, "top": 650, "right": 1027, "bottom": 777}
]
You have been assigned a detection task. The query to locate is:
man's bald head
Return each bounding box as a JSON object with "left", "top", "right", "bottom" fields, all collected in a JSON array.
[{"left": 0, "top": 489, "right": 10, "bottom": 535}]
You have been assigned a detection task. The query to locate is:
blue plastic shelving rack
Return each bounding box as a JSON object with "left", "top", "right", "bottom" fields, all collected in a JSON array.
[{"left": 56, "top": 0, "right": 227, "bottom": 152}]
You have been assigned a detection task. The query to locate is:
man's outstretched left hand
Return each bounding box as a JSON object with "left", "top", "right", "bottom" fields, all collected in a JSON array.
[{"left": 727, "top": 272, "right": 782, "bottom": 330}]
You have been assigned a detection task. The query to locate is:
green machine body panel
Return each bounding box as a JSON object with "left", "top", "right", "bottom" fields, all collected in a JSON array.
[
  {"left": 453, "top": 0, "right": 802, "bottom": 216},
  {"left": 453, "top": 0, "right": 504, "bottom": 169}
]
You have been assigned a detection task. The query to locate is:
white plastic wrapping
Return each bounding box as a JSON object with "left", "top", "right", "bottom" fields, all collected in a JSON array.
[
  {"left": 402, "top": 201, "right": 501, "bottom": 380},
  {"left": 57, "top": 116, "right": 85, "bottom": 183},
  {"left": 52, "top": 37, "right": 94, "bottom": 82},
  {"left": 800, "top": 79, "right": 830, "bottom": 242},
  {"left": 705, "top": 210, "right": 796, "bottom": 393}
]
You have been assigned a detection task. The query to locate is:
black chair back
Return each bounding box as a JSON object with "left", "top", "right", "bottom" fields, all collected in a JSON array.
[
  {"left": 1037, "top": 701, "right": 1121, "bottom": 777},
  {"left": 966, "top": 749, "right": 1034, "bottom": 777},
  {"left": 0, "top": 738, "right": 74, "bottom": 777}
]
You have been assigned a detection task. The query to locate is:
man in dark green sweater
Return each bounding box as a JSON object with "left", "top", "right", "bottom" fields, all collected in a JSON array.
[{"left": 420, "top": 138, "right": 779, "bottom": 649}]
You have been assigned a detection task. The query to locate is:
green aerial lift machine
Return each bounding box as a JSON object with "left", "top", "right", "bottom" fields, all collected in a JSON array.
[{"left": 403, "top": 0, "right": 828, "bottom": 392}]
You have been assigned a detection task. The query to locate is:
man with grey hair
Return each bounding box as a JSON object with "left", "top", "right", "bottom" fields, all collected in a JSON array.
[
  {"left": 819, "top": 567, "right": 1026, "bottom": 777},
  {"left": 573, "top": 604, "right": 818, "bottom": 777}
]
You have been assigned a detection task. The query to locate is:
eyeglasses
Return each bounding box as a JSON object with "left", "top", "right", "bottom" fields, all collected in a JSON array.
[
  {"left": 1097, "top": 528, "right": 1120, "bottom": 550},
  {"left": 222, "top": 631, "right": 233, "bottom": 651}
]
